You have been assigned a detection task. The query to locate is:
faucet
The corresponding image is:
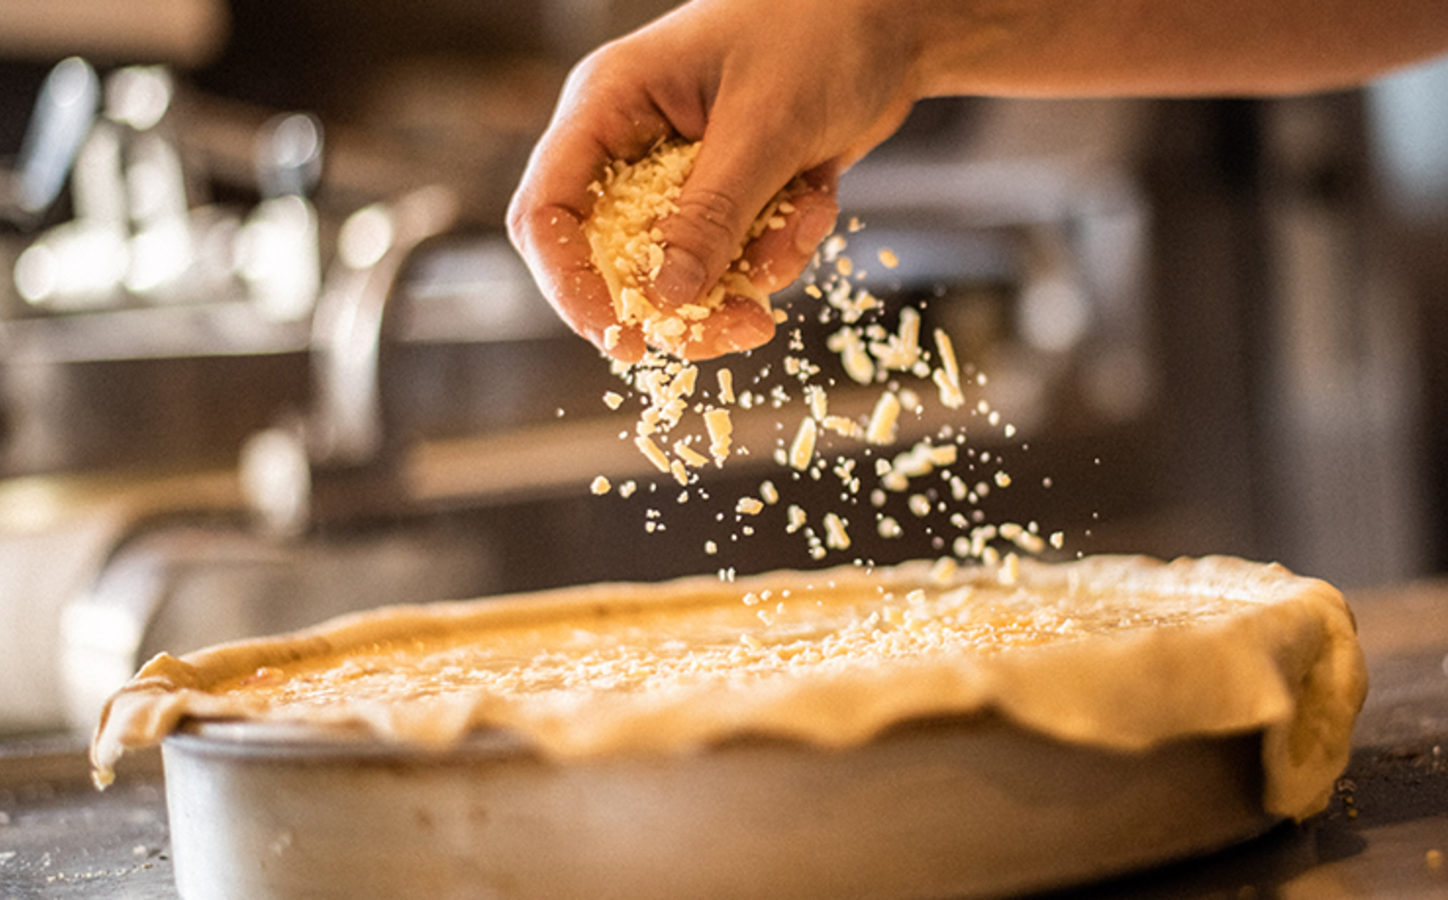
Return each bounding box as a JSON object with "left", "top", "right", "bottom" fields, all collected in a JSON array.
[{"left": 240, "top": 184, "right": 460, "bottom": 535}]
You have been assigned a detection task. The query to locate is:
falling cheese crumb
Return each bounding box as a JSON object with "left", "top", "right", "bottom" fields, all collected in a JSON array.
[
  {"left": 821, "top": 415, "right": 864, "bottom": 440},
  {"left": 789, "top": 417, "right": 818, "bottom": 471},
  {"left": 704, "top": 408, "right": 733, "bottom": 465},
  {"left": 827, "top": 327, "right": 875, "bottom": 384},
  {"left": 931, "top": 328, "right": 965, "bottom": 409},
  {"left": 590, "top": 476, "right": 611, "bottom": 495},
  {"left": 634, "top": 435, "right": 671, "bottom": 473},
  {"left": 759, "top": 480, "right": 780, "bottom": 505},
  {"left": 603, "top": 391, "right": 625, "bottom": 410},
  {"left": 717, "top": 368, "right": 736, "bottom": 405},
  {"left": 866, "top": 392, "right": 901, "bottom": 445},
  {"left": 736, "top": 497, "right": 765, "bottom": 516},
  {"left": 805, "top": 385, "right": 829, "bottom": 421},
  {"left": 673, "top": 441, "right": 709, "bottom": 468}
]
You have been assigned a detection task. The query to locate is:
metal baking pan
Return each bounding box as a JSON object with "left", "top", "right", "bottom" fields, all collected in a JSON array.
[{"left": 160, "top": 716, "right": 1276, "bottom": 900}]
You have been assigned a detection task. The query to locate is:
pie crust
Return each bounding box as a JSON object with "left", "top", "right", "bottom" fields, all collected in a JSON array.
[{"left": 91, "top": 554, "right": 1366, "bottom": 822}]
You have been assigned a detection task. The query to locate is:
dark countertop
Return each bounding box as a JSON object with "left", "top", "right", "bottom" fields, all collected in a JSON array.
[{"left": 1, "top": 580, "right": 1445, "bottom": 899}]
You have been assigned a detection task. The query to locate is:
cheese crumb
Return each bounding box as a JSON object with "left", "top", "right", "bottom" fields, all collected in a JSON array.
[
  {"left": 590, "top": 476, "right": 612, "bottom": 495},
  {"left": 827, "top": 327, "right": 875, "bottom": 384},
  {"left": 584, "top": 140, "right": 779, "bottom": 355},
  {"left": 805, "top": 385, "right": 829, "bottom": 421},
  {"left": 866, "top": 391, "right": 901, "bottom": 445},
  {"left": 602, "top": 391, "right": 625, "bottom": 410},
  {"left": 634, "top": 435, "right": 671, "bottom": 473},
  {"left": 931, "top": 328, "right": 965, "bottom": 409},
  {"left": 673, "top": 441, "right": 709, "bottom": 468},
  {"left": 736, "top": 497, "right": 764, "bottom": 516},
  {"left": 704, "top": 408, "right": 733, "bottom": 465},
  {"left": 789, "top": 417, "right": 818, "bottom": 471},
  {"left": 717, "top": 368, "right": 736, "bottom": 405},
  {"left": 759, "top": 480, "right": 780, "bottom": 505}
]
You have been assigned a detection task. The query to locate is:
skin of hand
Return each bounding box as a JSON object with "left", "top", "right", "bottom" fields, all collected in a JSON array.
[
  {"left": 509, "top": 0, "right": 1448, "bottom": 363},
  {"left": 506, "top": 0, "right": 922, "bottom": 362}
]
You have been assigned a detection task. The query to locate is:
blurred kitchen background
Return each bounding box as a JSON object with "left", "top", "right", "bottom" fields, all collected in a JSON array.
[{"left": 0, "top": 0, "right": 1445, "bottom": 736}]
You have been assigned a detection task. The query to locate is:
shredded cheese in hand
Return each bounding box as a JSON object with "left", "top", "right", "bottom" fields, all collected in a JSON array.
[{"left": 584, "top": 140, "right": 790, "bottom": 356}]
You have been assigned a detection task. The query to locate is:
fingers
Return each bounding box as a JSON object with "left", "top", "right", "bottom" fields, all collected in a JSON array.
[
  {"left": 509, "top": 36, "right": 842, "bottom": 363},
  {"left": 506, "top": 47, "right": 673, "bottom": 364},
  {"left": 651, "top": 100, "right": 814, "bottom": 310},
  {"left": 507, "top": 199, "right": 646, "bottom": 363},
  {"left": 738, "top": 163, "right": 840, "bottom": 295},
  {"left": 675, "top": 294, "right": 777, "bottom": 360}
]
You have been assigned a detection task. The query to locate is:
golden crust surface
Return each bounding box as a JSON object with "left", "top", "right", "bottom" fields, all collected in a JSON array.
[{"left": 91, "top": 555, "right": 1366, "bottom": 820}]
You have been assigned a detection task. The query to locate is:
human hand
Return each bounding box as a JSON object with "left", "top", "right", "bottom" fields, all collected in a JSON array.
[{"left": 507, "top": 0, "right": 922, "bottom": 362}]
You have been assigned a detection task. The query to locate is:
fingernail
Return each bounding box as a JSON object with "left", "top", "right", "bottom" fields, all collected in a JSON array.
[
  {"left": 794, "top": 205, "right": 837, "bottom": 256},
  {"left": 654, "top": 246, "right": 707, "bottom": 307}
]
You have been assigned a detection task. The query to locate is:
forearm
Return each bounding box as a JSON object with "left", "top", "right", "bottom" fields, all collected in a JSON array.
[{"left": 907, "top": 0, "right": 1448, "bottom": 99}]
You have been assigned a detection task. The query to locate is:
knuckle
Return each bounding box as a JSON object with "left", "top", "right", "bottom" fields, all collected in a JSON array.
[{"left": 672, "top": 188, "right": 747, "bottom": 248}]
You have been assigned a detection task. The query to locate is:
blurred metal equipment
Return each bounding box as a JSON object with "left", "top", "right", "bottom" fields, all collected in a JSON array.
[
  {"left": 241, "top": 184, "right": 460, "bottom": 536},
  {"left": 13, "top": 64, "right": 211, "bottom": 310},
  {"left": 235, "top": 112, "right": 324, "bottom": 321},
  {"left": 0, "top": 57, "right": 99, "bottom": 230}
]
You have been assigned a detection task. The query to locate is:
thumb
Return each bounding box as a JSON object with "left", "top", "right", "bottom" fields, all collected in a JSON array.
[{"left": 652, "top": 121, "right": 809, "bottom": 310}]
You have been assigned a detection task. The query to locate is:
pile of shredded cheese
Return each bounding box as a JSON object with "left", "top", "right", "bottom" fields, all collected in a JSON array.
[{"left": 584, "top": 140, "right": 789, "bottom": 354}]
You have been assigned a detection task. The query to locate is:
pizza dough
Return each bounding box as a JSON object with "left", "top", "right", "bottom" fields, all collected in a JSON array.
[{"left": 91, "top": 555, "right": 1365, "bottom": 822}]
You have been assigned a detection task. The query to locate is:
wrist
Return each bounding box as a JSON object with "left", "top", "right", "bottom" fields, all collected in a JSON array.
[{"left": 901, "top": 0, "right": 1043, "bottom": 99}]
